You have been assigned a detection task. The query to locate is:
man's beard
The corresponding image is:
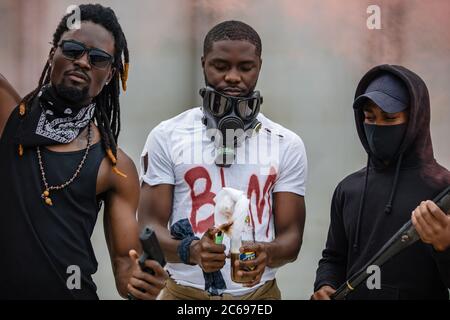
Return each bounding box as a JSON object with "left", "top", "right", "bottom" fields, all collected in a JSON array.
[
  {"left": 203, "top": 73, "right": 257, "bottom": 97},
  {"left": 54, "top": 84, "right": 90, "bottom": 106}
]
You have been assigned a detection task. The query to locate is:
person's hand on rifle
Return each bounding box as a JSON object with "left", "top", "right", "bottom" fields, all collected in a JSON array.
[
  {"left": 127, "top": 249, "right": 168, "bottom": 300},
  {"left": 311, "top": 285, "right": 336, "bottom": 300},
  {"left": 190, "top": 227, "right": 227, "bottom": 272},
  {"left": 412, "top": 200, "right": 450, "bottom": 252}
]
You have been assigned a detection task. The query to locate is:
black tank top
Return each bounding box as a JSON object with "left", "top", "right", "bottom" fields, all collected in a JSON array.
[{"left": 0, "top": 107, "right": 105, "bottom": 300}]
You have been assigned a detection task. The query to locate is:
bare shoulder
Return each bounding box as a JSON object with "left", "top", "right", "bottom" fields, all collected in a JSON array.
[
  {"left": 0, "top": 74, "right": 21, "bottom": 137},
  {"left": 96, "top": 146, "right": 140, "bottom": 196},
  {"left": 116, "top": 148, "right": 139, "bottom": 180}
]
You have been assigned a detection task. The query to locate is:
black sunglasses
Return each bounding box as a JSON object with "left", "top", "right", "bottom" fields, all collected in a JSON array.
[
  {"left": 200, "top": 87, "right": 263, "bottom": 120},
  {"left": 58, "top": 40, "right": 114, "bottom": 69}
]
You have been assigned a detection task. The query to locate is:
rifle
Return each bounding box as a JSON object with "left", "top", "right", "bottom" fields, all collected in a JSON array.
[{"left": 331, "top": 185, "right": 450, "bottom": 300}]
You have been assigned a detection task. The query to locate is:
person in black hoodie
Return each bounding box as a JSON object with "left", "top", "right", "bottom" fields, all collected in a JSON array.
[{"left": 313, "top": 64, "right": 450, "bottom": 300}]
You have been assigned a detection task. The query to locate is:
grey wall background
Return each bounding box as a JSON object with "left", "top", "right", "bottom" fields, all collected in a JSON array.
[{"left": 1, "top": 0, "right": 449, "bottom": 299}]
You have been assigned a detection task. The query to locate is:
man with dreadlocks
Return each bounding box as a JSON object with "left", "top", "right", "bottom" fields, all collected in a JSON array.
[
  {"left": 139, "top": 20, "right": 307, "bottom": 299},
  {"left": 0, "top": 4, "right": 167, "bottom": 300}
]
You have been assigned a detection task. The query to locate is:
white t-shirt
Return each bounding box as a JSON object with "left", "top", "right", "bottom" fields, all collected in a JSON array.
[{"left": 140, "top": 107, "right": 307, "bottom": 296}]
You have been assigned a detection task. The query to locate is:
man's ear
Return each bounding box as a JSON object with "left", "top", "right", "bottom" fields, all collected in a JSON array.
[
  {"left": 201, "top": 56, "right": 205, "bottom": 70},
  {"left": 258, "top": 57, "right": 263, "bottom": 71},
  {"left": 106, "top": 66, "right": 116, "bottom": 85},
  {"left": 48, "top": 47, "right": 56, "bottom": 67}
]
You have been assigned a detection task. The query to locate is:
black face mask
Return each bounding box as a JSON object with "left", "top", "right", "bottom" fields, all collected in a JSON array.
[
  {"left": 200, "top": 86, "right": 263, "bottom": 167},
  {"left": 363, "top": 123, "right": 407, "bottom": 162}
]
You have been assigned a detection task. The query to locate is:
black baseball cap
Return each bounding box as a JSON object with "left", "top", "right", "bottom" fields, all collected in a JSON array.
[{"left": 353, "top": 73, "right": 410, "bottom": 113}]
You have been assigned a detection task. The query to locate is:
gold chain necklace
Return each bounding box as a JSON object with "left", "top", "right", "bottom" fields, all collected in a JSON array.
[{"left": 37, "top": 122, "right": 92, "bottom": 206}]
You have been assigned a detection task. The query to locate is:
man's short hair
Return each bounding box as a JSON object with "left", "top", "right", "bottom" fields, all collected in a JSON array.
[{"left": 203, "top": 20, "right": 262, "bottom": 57}]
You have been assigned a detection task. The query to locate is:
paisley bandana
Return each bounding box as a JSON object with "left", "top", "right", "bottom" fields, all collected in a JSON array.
[
  {"left": 35, "top": 102, "right": 95, "bottom": 144},
  {"left": 16, "top": 85, "right": 96, "bottom": 147}
]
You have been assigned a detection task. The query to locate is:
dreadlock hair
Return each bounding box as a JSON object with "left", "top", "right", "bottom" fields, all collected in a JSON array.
[
  {"left": 18, "top": 4, "right": 129, "bottom": 178},
  {"left": 203, "top": 20, "right": 262, "bottom": 57}
]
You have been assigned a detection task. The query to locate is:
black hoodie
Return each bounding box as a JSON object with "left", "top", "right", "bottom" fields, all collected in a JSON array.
[{"left": 314, "top": 65, "right": 450, "bottom": 299}]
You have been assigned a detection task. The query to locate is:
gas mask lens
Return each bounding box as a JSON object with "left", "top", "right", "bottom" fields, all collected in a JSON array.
[
  {"left": 237, "top": 95, "right": 260, "bottom": 120},
  {"left": 209, "top": 93, "right": 230, "bottom": 117},
  {"left": 201, "top": 87, "right": 262, "bottom": 119}
]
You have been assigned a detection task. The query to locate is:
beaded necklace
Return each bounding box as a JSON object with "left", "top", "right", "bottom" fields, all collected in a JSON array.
[{"left": 36, "top": 122, "right": 92, "bottom": 206}]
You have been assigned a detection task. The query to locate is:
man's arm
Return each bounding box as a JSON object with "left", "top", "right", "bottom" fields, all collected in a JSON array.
[
  {"left": 103, "top": 149, "right": 166, "bottom": 299},
  {"left": 237, "top": 135, "right": 308, "bottom": 287},
  {"left": 138, "top": 183, "right": 227, "bottom": 272},
  {"left": 138, "top": 183, "right": 182, "bottom": 262},
  {"left": 412, "top": 200, "right": 450, "bottom": 288},
  {"left": 0, "top": 74, "right": 21, "bottom": 137},
  {"left": 412, "top": 200, "right": 450, "bottom": 252},
  {"left": 266, "top": 192, "right": 305, "bottom": 267},
  {"left": 236, "top": 192, "right": 305, "bottom": 288}
]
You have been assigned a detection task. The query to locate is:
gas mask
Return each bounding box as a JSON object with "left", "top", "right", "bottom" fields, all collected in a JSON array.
[{"left": 200, "top": 86, "right": 263, "bottom": 167}]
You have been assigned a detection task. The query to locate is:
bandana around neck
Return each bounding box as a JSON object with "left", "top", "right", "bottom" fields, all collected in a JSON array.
[{"left": 16, "top": 85, "right": 96, "bottom": 147}]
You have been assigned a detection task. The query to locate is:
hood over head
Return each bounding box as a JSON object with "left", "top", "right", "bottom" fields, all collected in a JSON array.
[
  {"left": 350, "top": 64, "right": 449, "bottom": 252},
  {"left": 353, "top": 64, "right": 433, "bottom": 169}
]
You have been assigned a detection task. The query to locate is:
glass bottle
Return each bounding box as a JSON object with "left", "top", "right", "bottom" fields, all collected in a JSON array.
[{"left": 231, "top": 215, "right": 256, "bottom": 283}]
